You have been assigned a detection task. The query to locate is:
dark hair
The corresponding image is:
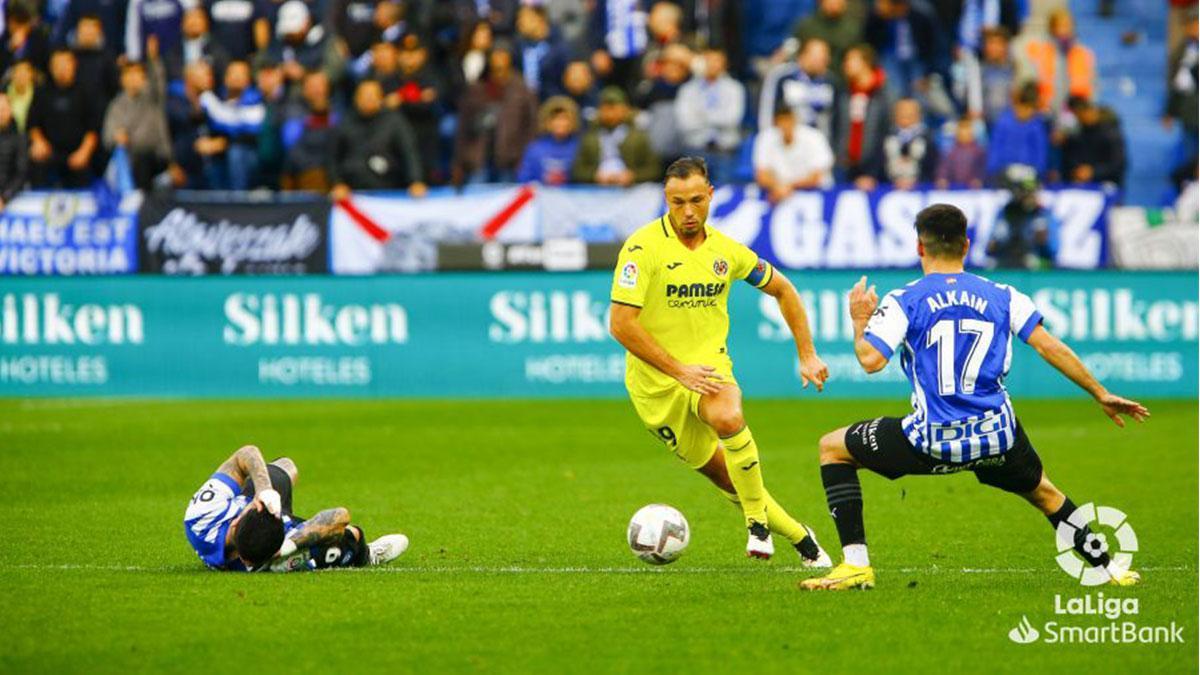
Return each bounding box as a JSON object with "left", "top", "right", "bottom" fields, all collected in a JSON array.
[
  {"left": 1014, "top": 80, "right": 1039, "bottom": 106},
  {"left": 846, "top": 43, "right": 877, "bottom": 68},
  {"left": 915, "top": 204, "right": 968, "bottom": 259},
  {"left": 664, "top": 156, "right": 708, "bottom": 185},
  {"left": 78, "top": 12, "right": 103, "bottom": 25},
  {"left": 982, "top": 25, "right": 1011, "bottom": 42},
  {"left": 234, "top": 507, "right": 285, "bottom": 568}
]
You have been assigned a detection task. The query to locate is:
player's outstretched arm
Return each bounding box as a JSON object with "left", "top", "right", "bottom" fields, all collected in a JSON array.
[
  {"left": 761, "top": 272, "right": 828, "bottom": 390},
  {"left": 848, "top": 276, "right": 888, "bottom": 373},
  {"left": 215, "top": 445, "right": 282, "bottom": 515},
  {"left": 277, "top": 507, "right": 352, "bottom": 558},
  {"left": 609, "top": 302, "right": 722, "bottom": 395},
  {"left": 1025, "top": 325, "right": 1151, "bottom": 427}
]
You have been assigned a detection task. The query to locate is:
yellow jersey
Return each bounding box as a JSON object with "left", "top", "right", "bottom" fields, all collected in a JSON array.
[{"left": 610, "top": 215, "right": 775, "bottom": 397}]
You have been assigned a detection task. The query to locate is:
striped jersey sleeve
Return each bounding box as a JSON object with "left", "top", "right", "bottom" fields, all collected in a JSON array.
[{"left": 863, "top": 291, "right": 908, "bottom": 361}]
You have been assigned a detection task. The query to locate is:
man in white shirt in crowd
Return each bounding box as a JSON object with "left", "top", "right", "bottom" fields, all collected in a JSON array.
[
  {"left": 675, "top": 47, "right": 746, "bottom": 186},
  {"left": 753, "top": 105, "right": 834, "bottom": 203}
]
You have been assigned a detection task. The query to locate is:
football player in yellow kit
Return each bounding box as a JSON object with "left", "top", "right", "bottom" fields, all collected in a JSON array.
[{"left": 609, "top": 156, "right": 832, "bottom": 563}]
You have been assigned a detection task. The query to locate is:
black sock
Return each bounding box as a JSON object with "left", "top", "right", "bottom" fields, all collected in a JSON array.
[
  {"left": 821, "top": 463, "right": 865, "bottom": 547},
  {"left": 1047, "top": 497, "right": 1110, "bottom": 567}
]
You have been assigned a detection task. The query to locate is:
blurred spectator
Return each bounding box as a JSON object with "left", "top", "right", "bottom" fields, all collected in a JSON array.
[
  {"left": 103, "top": 58, "right": 171, "bottom": 190},
  {"left": 462, "top": 0, "right": 518, "bottom": 37},
  {"left": 676, "top": 46, "right": 744, "bottom": 186},
  {"left": 263, "top": 1, "right": 346, "bottom": 89},
  {"left": 367, "top": 39, "right": 402, "bottom": 90},
  {"left": 253, "top": 0, "right": 322, "bottom": 51},
  {"left": 330, "top": 0, "right": 392, "bottom": 60},
  {"left": 641, "top": 2, "right": 686, "bottom": 81},
  {"left": 453, "top": 45, "right": 537, "bottom": 184},
  {"left": 28, "top": 48, "right": 101, "bottom": 187},
  {"left": 753, "top": 105, "right": 834, "bottom": 203},
  {"left": 126, "top": 0, "right": 184, "bottom": 63},
  {"left": 1017, "top": 8, "right": 1095, "bottom": 116},
  {"left": 72, "top": 14, "right": 120, "bottom": 113},
  {"left": 5, "top": 59, "right": 37, "bottom": 133},
  {"left": 166, "top": 61, "right": 214, "bottom": 187},
  {"left": 759, "top": 36, "right": 835, "bottom": 139},
  {"left": 331, "top": 78, "right": 426, "bottom": 197},
  {"left": 986, "top": 81, "right": 1047, "bottom": 180},
  {"left": 977, "top": 26, "right": 1014, "bottom": 123},
  {"left": 254, "top": 58, "right": 287, "bottom": 188},
  {"left": 864, "top": 0, "right": 940, "bottom": 97},
  {"left": 743, "top": 0, "right": 811, "bottom": 75},
  {"left": 454, "top": 19, "right": 493, "bottom": 93},
  {"left": 198, "top": 60, "right": 265, "bottom": 189},
  {"left": 2, "top": 2, "right": 51, "bottom": 74},
  {"left": 936, "top": 0, "right": 1023, "bottom": 53},
  {"left": 205, "top": 0, "right": 262, "bottom": 60},
  {"left": 516, "top": 95, "right": 581, "bottom": 185},
  {"left": 638, "top": 42, "right": 690, "bottom": 161},
  {"left": 1061, "top": 96, "right": 1125, "bottom": 189},
  {"left": 587, "top": 0, "right": 649, "bottom": 91},
  {"left": 165, "top": 6, "right": 231, "bottom": 83},
  {"left": 559, "top": 58, "right": 598, "bottom": 121},
  {"left": 880, "top": 97, "right": 936, "bottom": 189},
  {"left": 935, "top": 116, "right": 985, "bottom": 188},
  {"left": 52, "top": 0, "right": 127, "bottom": 53},
  {"left": 792, "top": 0, "right": 865, "bottom": 68},
  {"left": 986, "top": 164, "right": 1058, "bottom": 269},
  {"left": 0, "top": 94, "right": 28, "bottom": 210},
  {"left": 372, "top": 1, "right": 409, "bottom": 45},
  {"left": 572, "top": 85, "right": 660, "bottom": 185},
  {"left": 547, "top": 0, "right": 588, "bottom": 45},
  {"left": 514, "top": 3, "right": 571, "bottom": 99},
  {"left": 1165, "top": 9, "right": 1198, "bottom": 179},
  {"left": 1169, "top": 0, "right": 1199, "bottom": 57},
  {"left": 834, "top": 44, "right": 890, "bottom": 190},
  {"left": 280, "top": 69, "right": 338, "bottom": 191},
  {"left": 393, "top": 33, "right": 444, "bottom": 183}
]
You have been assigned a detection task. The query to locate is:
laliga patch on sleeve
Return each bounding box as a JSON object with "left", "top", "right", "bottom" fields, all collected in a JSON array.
[{"left": 619, "top": 261, "right": 639, "bottom": 288}]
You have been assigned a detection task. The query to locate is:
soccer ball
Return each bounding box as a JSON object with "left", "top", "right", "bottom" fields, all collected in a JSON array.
[{"left": 627, "top": 504, "right": 690, "bottom": 565}]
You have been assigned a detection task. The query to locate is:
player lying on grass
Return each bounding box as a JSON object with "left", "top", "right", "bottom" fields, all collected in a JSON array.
[
  {"left": 610, "top": 156, "right": 832, "bottom": 564},
  {"left": 184, "top": 445, "right": 409, "bottom": 572},
  {"left": 800, "top": 204, "right": 1148, "bottom": 591}
]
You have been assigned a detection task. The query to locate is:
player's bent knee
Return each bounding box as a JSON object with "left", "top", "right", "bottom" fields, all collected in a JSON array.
[
  {"left": 712, "top": 413, "right": 745, "bottom": 438},
  {"left": 818, "top": 429, "right": 852, "bottom": 465},
  {"left": 273, "top": 457, "right": 299, "bottom": 482}
]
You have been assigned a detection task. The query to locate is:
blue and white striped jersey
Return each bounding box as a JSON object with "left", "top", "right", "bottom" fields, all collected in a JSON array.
[
  {"left": 184, "top": 473, "right": 249, "bottom": 570},
  {"left": 602, "top": 0, "right": 647, "bottom": 59},
  {"left": 864, "top": 272, "right": 1044, "bottom": 462}
]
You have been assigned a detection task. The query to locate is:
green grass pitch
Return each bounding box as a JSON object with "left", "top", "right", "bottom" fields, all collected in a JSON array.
[{"left": 0, "top": 398, "right": 1195, "bottom": 673}]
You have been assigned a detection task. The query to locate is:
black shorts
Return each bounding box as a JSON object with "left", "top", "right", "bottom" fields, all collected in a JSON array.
[
  {"left": 241, "top": 463, "right": 296, "bottom": 516},
  {"left": 844, "top": 417, "right": 1044, "bottom": 494}
]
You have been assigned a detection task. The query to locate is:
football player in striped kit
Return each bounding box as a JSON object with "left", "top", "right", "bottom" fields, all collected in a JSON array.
[
  {"left": 801, "top": 204, "right": 1149, "bottom": 591},
  {"left": 184, "top": 444, "right": 408, "bottom": 572}
]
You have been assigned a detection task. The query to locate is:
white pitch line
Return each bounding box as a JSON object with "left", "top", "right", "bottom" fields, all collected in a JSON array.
[{"left": 3, "top": 563, "right": 1194, "bottom": 574}]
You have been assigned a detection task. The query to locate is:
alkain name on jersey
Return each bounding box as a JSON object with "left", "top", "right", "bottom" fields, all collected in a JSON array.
[{"left": 665, "top": 283, "right": 726, "bottom": 308}]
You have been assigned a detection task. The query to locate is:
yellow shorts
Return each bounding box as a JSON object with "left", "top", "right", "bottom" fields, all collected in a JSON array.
[{"left": 629, "top": 384, "right": 719, "bottom": 469}]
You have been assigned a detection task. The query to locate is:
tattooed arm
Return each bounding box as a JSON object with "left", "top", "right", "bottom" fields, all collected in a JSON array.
[
  {"left": 215, "top": 445, "right": 273, "bottom": 494},
  {"left": 278, "top": 507, "right": 352, "bottom": 557}
]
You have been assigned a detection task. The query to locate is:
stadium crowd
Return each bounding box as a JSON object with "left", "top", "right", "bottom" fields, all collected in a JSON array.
[{"left": 0, "top": 0, "right": 1193, "bottom": 206}]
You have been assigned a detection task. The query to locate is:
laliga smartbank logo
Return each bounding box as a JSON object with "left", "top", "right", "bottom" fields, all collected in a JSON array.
[
  {"left": 1055, "top": 502, "right": 1137, "bottom": 586},
  {"left": 1006, "top": 592, "right": 1185, "bottom": 646},
  {"left": 1005, "top": 504, "right": 1186, "bottom": 646}
]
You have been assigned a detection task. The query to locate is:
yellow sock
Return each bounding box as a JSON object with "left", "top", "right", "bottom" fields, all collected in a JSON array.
[
  {"left": 720, "top": 489, "right": 808, "bottom": 544},
  {"left": 720, "top": 426, "right": 768, "bottom": 527}
]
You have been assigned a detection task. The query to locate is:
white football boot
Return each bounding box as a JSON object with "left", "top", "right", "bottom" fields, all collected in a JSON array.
[
  {"left": 368, "top": 534, "right": 410, "bottom": 566},
  {"left": 795, "top": 524, "right": 833, "bottom": 569},
  {"left": 747, "top": 522, "right": 774, "bottom": 560}
]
